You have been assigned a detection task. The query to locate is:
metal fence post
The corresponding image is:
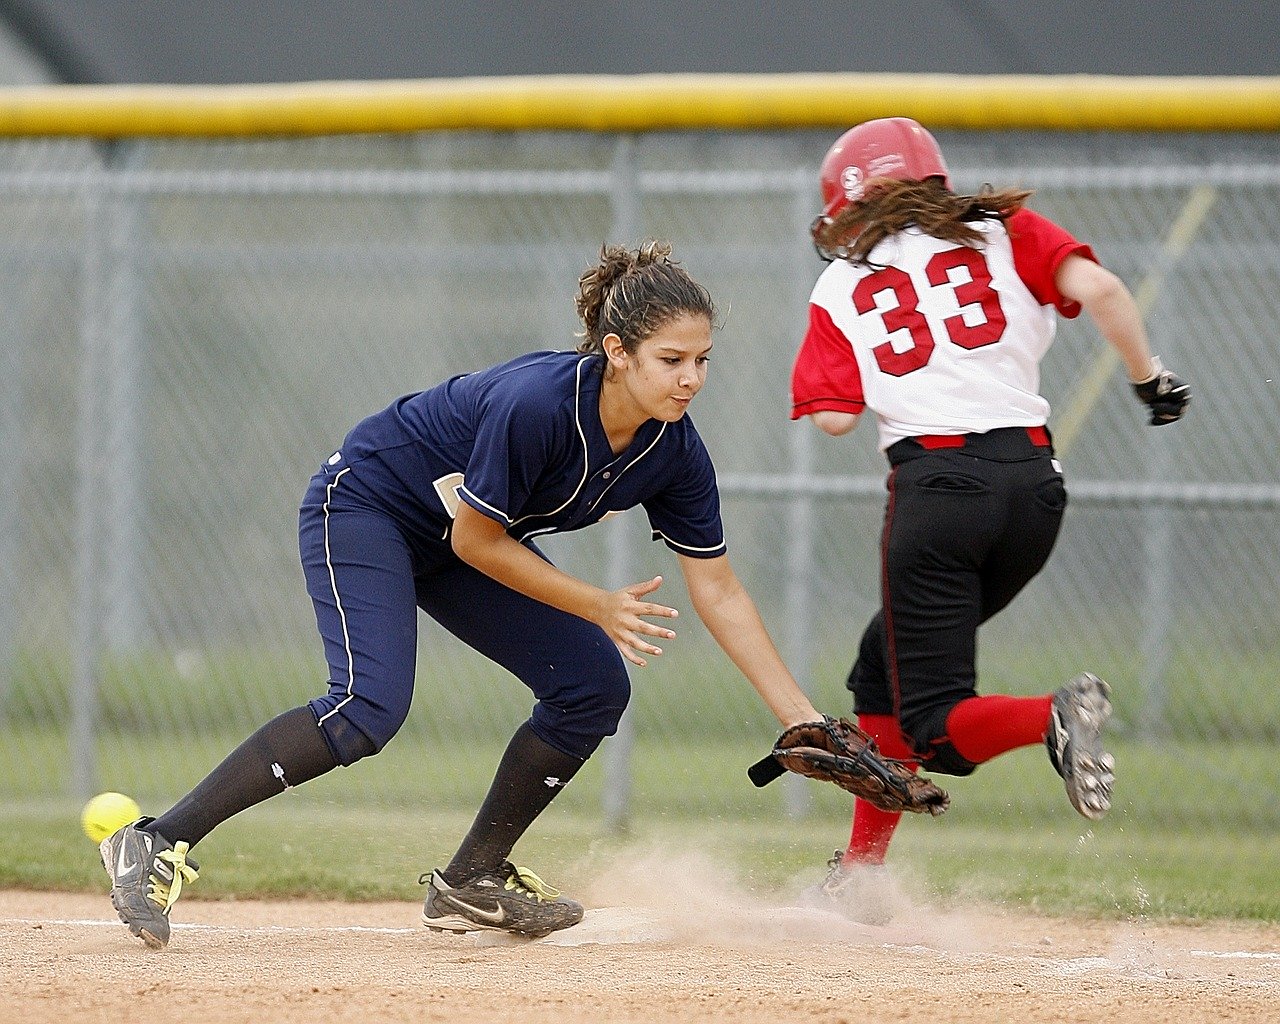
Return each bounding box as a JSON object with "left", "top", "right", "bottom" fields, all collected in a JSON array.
[
  {"left": 72, "top": 154, "right": 109, "bottom": 798},
  {"left": 1138, "top": 494, "right": 1174, "bottom": 737},
  {"left": 71, "top": 142, "right": 147, "bottom": 797},
  {"left": 0, "top": 247, "right": 19, "bottom": 708},
  {"left": 602, "top": 134, "right": 640, "bottom": 832},
  {"left": 783, "top": 176, "right": 818, "bottom": 819},
  {"left": 102, "top": 143, "right": 145, "bottom": 650},
  {"left": 1138, "top": 370, "right": 1177, "bottom": 737}
]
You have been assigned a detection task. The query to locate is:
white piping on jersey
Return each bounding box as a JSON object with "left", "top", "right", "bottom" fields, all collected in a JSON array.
[
  {"left": 456, "top": 488, "right": 513, "bottom": 524},
  {"left": 518, "top": 524, "right": 563, "bottom": 541},
  {"left": 315, "top": 467, "right": 357, "bottom": 728},
  {"left": 457, "top": 355, "right": 594, "bottom": 529},
  {"left": 651, "top": 528, "right": 726, "bottom": 554},
  {"left": 513, "top": 365, "right": 671, "bottom": 542},
  {"left": 584, "top": 421, "right": 667, "bottom": 517},
  {"left": 456, "top": 354, "right": 680, "bottom": 545}
]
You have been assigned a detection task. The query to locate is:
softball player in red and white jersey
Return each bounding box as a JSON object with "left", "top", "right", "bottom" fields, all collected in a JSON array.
[{"left": 791, "top": 118, "right": 1190, "bottom": 917}]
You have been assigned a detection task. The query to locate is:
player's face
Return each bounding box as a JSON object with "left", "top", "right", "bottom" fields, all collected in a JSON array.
[{"left": 617, "top": 313, "right": 713, "bottom": 423}]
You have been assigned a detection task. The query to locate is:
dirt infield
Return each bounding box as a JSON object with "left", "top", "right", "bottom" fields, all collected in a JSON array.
[{"left": 6, "top": 878, "right": 1279, "bottom": 1024}]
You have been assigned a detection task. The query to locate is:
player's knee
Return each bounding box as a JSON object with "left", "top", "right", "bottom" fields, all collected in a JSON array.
[
  {"left": 315, "top": 708, "right": 381, "bottom": 766},
  {"left": 921, "top": 740, "right": 978, "bottom": 777},
  {"left": 530, "top": 654, "right": 631, "bottom": 759},
  {"left": 849, "top": 663, "right": 894, "bottom": 715},
  {"left": 310, "top": 687, "right": 409, "bottom": 766},
  {"left": 900, "top": 705, "right": 978, "bottom": 777}
]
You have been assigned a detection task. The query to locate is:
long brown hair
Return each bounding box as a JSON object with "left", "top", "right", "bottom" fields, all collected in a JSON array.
[
  {"left": 814, "top": 178, "right": 1033, "bottom": 265},
  {"left": 575, "top": 240, "right": 717, "bottom": 357}
]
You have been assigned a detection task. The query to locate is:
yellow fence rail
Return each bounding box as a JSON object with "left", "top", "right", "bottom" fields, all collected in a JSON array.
[{"left": 0, "top": 73, "right": 1277, "bottom": 137}]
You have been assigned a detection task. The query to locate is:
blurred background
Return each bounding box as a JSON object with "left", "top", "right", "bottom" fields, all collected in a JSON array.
[
  {"left": 0, "top": 2, "right": 1277, "bottom": 916},
  {"left": 0, "top": 0, "right": 1277, "bottom": 84}
]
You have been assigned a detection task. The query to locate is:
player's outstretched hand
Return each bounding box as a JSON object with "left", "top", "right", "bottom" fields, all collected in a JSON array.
[
  {"left": 595, "top": 575, "right": 679, "bottom": 668},
  {"left": 1133, "top": 357, "right": 1191, "bottom": 425}
]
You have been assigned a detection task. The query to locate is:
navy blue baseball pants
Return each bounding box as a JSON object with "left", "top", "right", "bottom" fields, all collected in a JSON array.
[{"left": 297, "top": 466, "right": 630, "bottom": 765}]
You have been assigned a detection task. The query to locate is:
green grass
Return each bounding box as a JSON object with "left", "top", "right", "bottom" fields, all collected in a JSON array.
[
  {"left": 3, "top": 633, "right": 1278, "bottom": 925},
  {"left": 6, "top": 729, "right": 1277, "bottom": 827},
  {"left": 7, "top": 627, "right": 1280, "bottom": 741},
  {"left": 4, "top": 801, "right": 1277, "bottom": 923},
  {"left": 3, "top": 734, "right": 1278, "bottom": 923}
]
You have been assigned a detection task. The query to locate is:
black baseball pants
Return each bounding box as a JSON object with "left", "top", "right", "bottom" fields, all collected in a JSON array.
[{"left": 848, "top": 427, "right": 1067, "bottom": 775}]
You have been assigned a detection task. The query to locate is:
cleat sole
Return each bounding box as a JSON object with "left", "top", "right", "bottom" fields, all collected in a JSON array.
[
  {"left": 138, "top": 928, "right": 166, "bottom": 950},
  {"left": 1052, "top": 673, "right": 1116, "bottom": 821},
  {"left": 421, "top": 911, "right": 501, "bottom": 934}
]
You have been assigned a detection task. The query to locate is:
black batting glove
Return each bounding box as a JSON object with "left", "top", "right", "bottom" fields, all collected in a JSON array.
[{"left": 1132, "top": 357, "right": 1191, "bottom": 425}]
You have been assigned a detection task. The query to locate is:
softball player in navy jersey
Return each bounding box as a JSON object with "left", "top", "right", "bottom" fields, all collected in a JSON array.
[
  {"left": 100, "top": 240, "right": 845, "bottom": 947},
  {"left": 790, "top": 119, "right": 1190, "bottom": 918}
]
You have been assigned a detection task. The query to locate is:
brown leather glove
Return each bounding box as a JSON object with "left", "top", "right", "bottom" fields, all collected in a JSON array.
[{"left": 751, "top": 716, "right": 950, "bottom": 816}]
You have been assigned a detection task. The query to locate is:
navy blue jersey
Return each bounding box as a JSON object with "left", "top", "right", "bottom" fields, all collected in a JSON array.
[{"left": 329, "top": 350, "right": 726, "bottom": 558}]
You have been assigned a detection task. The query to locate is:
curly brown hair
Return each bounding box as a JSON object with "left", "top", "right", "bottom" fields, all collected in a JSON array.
[
  {"left": 814, "top": 178, "right": 1033, "bottom": 265},
  {"left": 575, "top": 240, "right": 718, "bottom": 356}
]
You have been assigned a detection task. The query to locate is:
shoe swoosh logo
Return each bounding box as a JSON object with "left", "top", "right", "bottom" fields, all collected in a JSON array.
[
  {"left": 116, "top": 842, "right": 138, "bottom": 877},
  {"left": 445, "top": 895, "right": 505, "bottom": 925}
]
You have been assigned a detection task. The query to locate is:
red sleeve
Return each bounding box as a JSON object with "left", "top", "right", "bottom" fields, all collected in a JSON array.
[
  {"left": 790, "top": 302, "right": 865, "bottom": 420},
  {"left": 1006, "top": 208, "right": 1097, "bottom": 319}
]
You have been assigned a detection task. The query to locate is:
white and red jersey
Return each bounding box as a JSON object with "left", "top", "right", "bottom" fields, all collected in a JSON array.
[{"left": 791, "top": 208, "right": 1095, "bottom": 450}]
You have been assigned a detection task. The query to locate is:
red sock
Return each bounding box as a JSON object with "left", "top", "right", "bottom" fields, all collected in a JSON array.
[
  {"left": 844, "top": 714, "right": 917, "bottom": 866},
  {"left": 944, "top": 694, "right": 1054, "bottom": 765}
]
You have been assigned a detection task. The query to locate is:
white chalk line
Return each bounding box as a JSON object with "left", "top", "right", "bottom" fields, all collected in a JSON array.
[
  {"left": 1189, "top": 950, "right": 1280, "bottom": 961},
  {"left": 6, "top": 917, "right": 418, "bottom": 935},
  {"left": 8, "top": 916, "right": 1280, "bottom": 966}
]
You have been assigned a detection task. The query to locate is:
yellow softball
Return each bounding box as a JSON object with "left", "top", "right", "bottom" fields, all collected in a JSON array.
[{"left": 81, "top": 792, "right": 142, "bottom": 843}]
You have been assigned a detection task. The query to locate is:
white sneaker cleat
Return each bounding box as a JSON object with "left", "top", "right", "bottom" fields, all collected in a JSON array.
[
  {"left": 798, "top": 851, "right": 899, "bottom": 926},
  {"left": 1046, "top": 672, "right": 1115, "bottom": 820}
]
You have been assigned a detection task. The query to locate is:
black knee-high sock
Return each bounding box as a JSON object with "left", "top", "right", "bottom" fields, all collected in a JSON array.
[
  {"left": 444, "top": 721, "right": 585, "bottom": 883},
  {"left": 146, "top": 706, "right": 340, "bottom": 848}
]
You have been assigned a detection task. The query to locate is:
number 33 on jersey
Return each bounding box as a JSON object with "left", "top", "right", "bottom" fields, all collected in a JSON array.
[{"left": 791, "top": 207, "right": 1095, "bottom": 451}]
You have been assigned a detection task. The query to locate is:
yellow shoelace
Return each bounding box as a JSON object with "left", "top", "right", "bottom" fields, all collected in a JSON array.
[
  {"left": 504, "top": 864, "right": 560, "bottom": 902},
  {"left": 146, "top": 841, "right": 199, "bottom": 914}
]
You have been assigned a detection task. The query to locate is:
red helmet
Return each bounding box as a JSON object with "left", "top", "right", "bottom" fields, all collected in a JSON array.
[{"left": 815, "top": 117, "right": 951, "bottom": 224}]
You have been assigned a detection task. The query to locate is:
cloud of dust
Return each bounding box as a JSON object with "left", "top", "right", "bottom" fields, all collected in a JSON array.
[{"left": 571, "top": 841, "right": 998, "bottom": 952}]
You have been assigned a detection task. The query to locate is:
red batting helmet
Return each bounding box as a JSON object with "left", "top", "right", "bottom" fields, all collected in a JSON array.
[{"left": 815, "top": 117, "right": 951, "bottom": 225}]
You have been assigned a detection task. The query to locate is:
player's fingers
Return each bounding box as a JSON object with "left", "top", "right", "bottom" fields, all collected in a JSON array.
[
  {"left": 632, "top": 617, "right": 676, "bottom": 640},
  {"left": 613, "top": 639, "right": 652, "bottom": 668},
  {"left": 632, "top": 596, "right": 680, "bottom": 619},
  {"left": 620, "top": 629, "right": 663, "bottom": 658},
  {"left": 625, "top": 575, "right": 664, "bottom": 598},
  {"left": 635, "top": 601, "right": 678, "bottom": 620}
]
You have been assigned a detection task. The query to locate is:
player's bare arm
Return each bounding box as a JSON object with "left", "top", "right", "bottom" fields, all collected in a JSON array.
[
  {"left": 1054, "top": 253, "right": 1156, "bottom": 382},
  {"left": 810, "top": 410, "right": 860, "bottom": 436},
  {"left": 675, "top": 552, "right": 820, "bottom": 728},
  {"left": 451, "top": 500, "right": 678, "bottom": 668}
]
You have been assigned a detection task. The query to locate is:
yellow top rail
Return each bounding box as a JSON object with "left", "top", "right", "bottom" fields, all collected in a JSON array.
[{"left": 0, "top": 73, "right": 1277, "bottom": 138}]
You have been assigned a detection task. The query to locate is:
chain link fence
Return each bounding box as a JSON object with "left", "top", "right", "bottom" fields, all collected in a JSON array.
[{"left": 1, "top": 129, "right": 1277, "bottom": 827}]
